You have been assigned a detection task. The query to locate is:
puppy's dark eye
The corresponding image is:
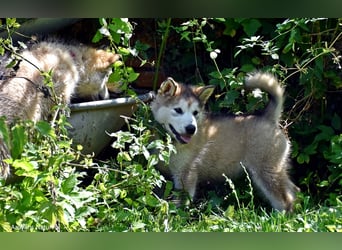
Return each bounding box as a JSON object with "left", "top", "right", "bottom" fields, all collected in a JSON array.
[
  {"left": 193, "top": 110, "right": 198, "bottom": 116},
  {"left": 174, "top": 108, "right": 183, "bottom": 114}
]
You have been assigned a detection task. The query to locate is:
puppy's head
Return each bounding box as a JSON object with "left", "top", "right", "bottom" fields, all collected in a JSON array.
[
  {"left": 78, "top": 48, "right": 120, "bottom": 100},
  {"left": 151, "top": 77, "right": 214, "bottom": 144}
]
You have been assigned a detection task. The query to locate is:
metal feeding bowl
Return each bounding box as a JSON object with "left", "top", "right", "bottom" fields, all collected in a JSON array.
[{"left": 68, "top": 92, "right": 154, "bottom": 156}]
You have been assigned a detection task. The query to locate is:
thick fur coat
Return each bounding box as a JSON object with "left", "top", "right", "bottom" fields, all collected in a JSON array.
[
  {"left": 0, "top": 41, "right": 119, "bottom": 179},
  {"left": 151, "top": 73, "right": 299, "bottom": 212}
]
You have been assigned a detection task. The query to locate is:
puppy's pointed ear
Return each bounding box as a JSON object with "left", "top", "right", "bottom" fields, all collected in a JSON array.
[
  {"left": 158, "top": 77, "right": 179, "bottom": 96},
  {"left": 195, "top": 85, "right": 215, "bottom": 104}
]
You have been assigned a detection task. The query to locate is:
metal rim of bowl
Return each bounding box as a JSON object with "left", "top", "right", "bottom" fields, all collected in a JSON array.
[{"left": 69, "top": 92, "right": 154, "bottom": 111}]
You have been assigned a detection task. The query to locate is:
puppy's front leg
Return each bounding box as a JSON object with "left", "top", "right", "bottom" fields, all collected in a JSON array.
[{"left": 172, "top": 167, "right": 198, "bottom": 206}]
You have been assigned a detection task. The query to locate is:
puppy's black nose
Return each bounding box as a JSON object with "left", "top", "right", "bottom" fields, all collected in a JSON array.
[{"left": 185, "top": 124, "right": 196, "bottom": 135}]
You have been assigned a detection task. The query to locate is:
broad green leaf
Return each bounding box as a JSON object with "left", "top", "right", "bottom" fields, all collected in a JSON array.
[
  {"left": 314, "top": 125, "right": 334, "bottom": 143},
  {"left": 57, "top": 205, "right": 69, "bottom": 228},
  {"left": 240, "top": 64, "right": 255, "bottom": 73},
  {"left": 331, "top": 113, "right": 341, "bottom": 130},
  {"left": 131, "top": 221, "right": 146, "bottom": 231},
  {"left": 12, "top": 160, "right": 39, "bottom": 177},
  {"left": 241, "top": 19, "right": 262, "bottom": 37},
  {"left": 147, "top": 154, "right": 158, "bottom": 167},
  {"left": 0, "top": 221, "right": 12, "bottom": 232},
  {"left": 127, "top": 71, "right": 140, "bottom": 83},
  {"left": 36, "top": 121, "right": 55, "bottom": 138},
  {"left": 61, "top": 175, "right": 77, "bottom": 194},
  {"left": 92, "top": 30, "right": 103, "bottom": 43},
  {"left": 11, "top": 124, "right": 27, "bottom": 159},
  {"left": 297, "top": 153, "right": 310, "bottom": 164}
]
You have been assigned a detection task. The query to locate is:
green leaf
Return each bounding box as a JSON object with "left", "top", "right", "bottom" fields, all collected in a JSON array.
[
  {"left": 314, "top": 56, "right": 324, "bottom": 78},
  {"left": 109, "top": 31, "right": 121, "bottom": 44},
  {"left": 289, "top": 28, "right": 301, "bottom": 43},
  {"left": 92, "top": 30, "right": 103, "bottom": 43},
  {"left": 180, "top": 31, "right": 191, "bottom": 41},
  {"left": 117, "top": 151, "right": 132, "bottom": 162},
  {"left": 5, "top": 59, "right": 17, "bottom": 69},
  {"left": 297, "top": 19, "right": 310, "bottom": 32},
  {"left": 57, "top": 205, "right": 69, "bottom": 228},
  {"left": 131, "top": 221, "right": 146, "bottom": 231},
  {"left": 241, "top": 19, "right": 262, "bottom": 37},
  {"left": 118, "top": 47, "right": 130, "bottom": 55},
  {"left": 0, "top": 220, "right": 12, "bottom": 232},
  {"left": 40, "top": 202, "right": 58, "bottom": 229},
  {"left": 297, "top": 153, "right": 310, "bottom": 164},
  {"left": 36, "top": 121, "right": 55, "bottom": 138},
  {"left": 6, "top": 18, "right": 20, "bottom": 28},
  {"left": 222, "top": 90, "right": 240, "bottom": 106},
  {"left": 331, "top": 113, "right": 341, "bottom": 130},
  {"left": 57, "top": 140, "right": 71, "bottom": 149},
  {"left": 283, "top": 42, "right": 293, "bottom": 54},
  {"left": 209, "top": 71, "right": 222, "bottom": 79},
  {"left": 225, "top": 205, "right": 235, "bottom": 218},
  {"left": 314, "top": 125, "right": 334, "bottom": 143},
  {"left": 108, "top": 71, "right": 122, "bottom": 83},
  {"left": 146, "top": 194, "right": 160, "bottom": 207},
  {"left": 75, "top": 206, "right": 97, "bottom": 219},
  {"left": 303, "top": 143, "right": 317, "bottom": 155},
  {"left": 127, "top": 69, "right": 140, "bottom": 83},
  {"left": 11, "top": 124, "right": 27, "bottom": 159},
  {"left": 240, "top": 64, "right": 255, "bottom": 73},
  {"left": 61, "top": 175, "right": 77, "bottom": 194},
  {"left": 13, "top": 160, "right": 39, "bottom": 177},
  {"left": 61, "top": 202, "right": 75, "bottom": 221},
  {"left": 147, "top": 154, "right": 158, "bottom": 167},
  {"left": 223, "top": 19, "right": 239, "bottom": 37},
  {"left": 113, "top": 60, "right": 124, "bottom": 68},
  {"left": 12, "top": 159, "right": 35, "bottom": 171},
  {"left": 318, "top": 180, "right": 329, "bottom": 187}
]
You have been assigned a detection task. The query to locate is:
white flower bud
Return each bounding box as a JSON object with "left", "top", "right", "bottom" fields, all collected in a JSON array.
[{"left": 210, "top": 51, "right": 218, "bottom": 60}]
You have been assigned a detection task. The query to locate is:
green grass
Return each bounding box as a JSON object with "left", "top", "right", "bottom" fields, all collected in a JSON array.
[
  {"left": 87, "top": 172, "right": 342, "bottom": 232},
  {"left": 92, "top": 195, "right": 342, "bottom": 232}
]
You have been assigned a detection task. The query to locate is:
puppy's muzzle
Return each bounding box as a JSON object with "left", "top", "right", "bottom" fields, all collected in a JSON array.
[{"left": 169, "top": 124, "right": 196, "bottom": 144}]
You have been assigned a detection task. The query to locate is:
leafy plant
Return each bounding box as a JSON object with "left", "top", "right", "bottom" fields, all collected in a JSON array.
[
  {"left": 0, "top": 112, "right": 96, "bottom": 231},
  {"left": 92, "top": 18, "right": 141, "bottom": 95},
  {"left": 82, "top": 103, "right": 176, "bottom": 231}
]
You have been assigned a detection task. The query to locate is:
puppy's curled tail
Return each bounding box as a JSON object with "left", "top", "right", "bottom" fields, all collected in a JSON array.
[{"left": 245, "top": 72, "right": 284, "bottom": 124}]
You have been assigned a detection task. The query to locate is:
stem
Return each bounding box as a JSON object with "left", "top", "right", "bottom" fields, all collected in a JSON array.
[
  {"left": 283, "top": 49, "right": 334, "bottom": 83},
  {"left": 153, "top": 18, "right": 171, "bottom": 91},
  {"left": 1, "top": 42, "right": 42, "bottom": 73},
  {"left": 212, "top": 57, "right": 229, "bottom": 92}
]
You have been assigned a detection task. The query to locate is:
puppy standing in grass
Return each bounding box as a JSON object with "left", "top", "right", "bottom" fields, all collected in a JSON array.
[
  {"left": 151, "top": 73, "right": 299, "bottom": 212},
  {"left": 0, "top": 41, "right": 119, "bottom": 180}
]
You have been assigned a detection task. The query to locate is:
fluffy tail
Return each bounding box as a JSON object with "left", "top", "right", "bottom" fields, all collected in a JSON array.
[{"left": 245, "top": 72, "right": 284, "bottom": 123}]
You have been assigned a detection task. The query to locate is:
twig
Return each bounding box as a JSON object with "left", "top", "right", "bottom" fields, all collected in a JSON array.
[{"left": 153, "top": 18, "right": 171, "bottom": 91}]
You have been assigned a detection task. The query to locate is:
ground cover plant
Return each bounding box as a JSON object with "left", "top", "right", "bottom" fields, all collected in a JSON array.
[{"left": 0, "top": 18, "right": 341, "bottom": 231}]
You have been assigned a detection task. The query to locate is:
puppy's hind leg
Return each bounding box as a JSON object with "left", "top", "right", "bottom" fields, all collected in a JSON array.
[
  {"left": 0, "top": 138, "right": 11, "bottom": 180},
  {"left": 246, "top": 162, "right": 298, "bottom": 212}
]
